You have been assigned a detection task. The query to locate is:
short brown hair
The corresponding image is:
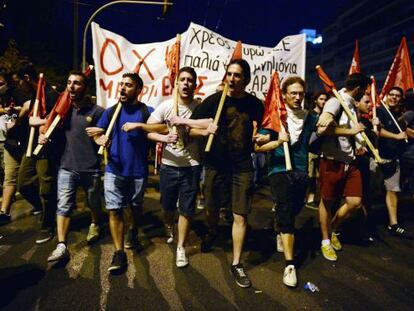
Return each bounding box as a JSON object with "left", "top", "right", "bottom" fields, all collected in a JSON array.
[{"left": 281, "top": 76, "right": 305, "bottom": 94}]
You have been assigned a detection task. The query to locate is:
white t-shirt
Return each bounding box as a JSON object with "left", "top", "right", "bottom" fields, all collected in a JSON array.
[
  {"left": 321, "top": 89, "right": 364, "bottom": 163},
  {"left": 150, "top": 99, "right": 200, "bottom": 167}
]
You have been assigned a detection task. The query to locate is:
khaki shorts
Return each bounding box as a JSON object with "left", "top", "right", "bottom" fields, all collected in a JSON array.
[{"left": 3, "top": 147, "right": 22, "bottom": 186}]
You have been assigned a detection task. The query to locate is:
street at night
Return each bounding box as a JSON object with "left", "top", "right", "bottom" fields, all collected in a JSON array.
[{"left": 1, "top": 175, "right": 414, "bottom": 310}]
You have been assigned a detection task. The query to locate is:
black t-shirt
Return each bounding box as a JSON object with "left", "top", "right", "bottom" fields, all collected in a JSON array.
[
  {"left": 191, "top": 91, "right": 264, "bottom": 172},
  {"left": 402, "top": 110, "right": 414, "bottom": 160},
  {"left": 60, "top": 97, "right": 104, "bottom": 172},
  {"left": 5, "top": 85, "right": 58, "bottom": 155},
  {"left": 377, "top": 105, "right": 404, "bottom": 159}
]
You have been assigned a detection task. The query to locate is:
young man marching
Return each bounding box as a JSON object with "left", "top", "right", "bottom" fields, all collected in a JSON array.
[{"left": 256, "top": 77, "right": 318, "bottom": 287}]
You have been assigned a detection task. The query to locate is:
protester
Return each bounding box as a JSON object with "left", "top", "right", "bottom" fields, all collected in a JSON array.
[
  {"left": 316, "top": 73, "right": 371, "bottom": 261},
  {"left": 0, "top": 72, "right": 28, "bottom": 225},
  {"left": 306, "top": 91, "right": 329, "bottom": 209},
  {"left": 16, "top": 64, "right": 61, "bottom": 243},
  {"left": 144, "top": 67, "right": 203, "bottom": 268},
  {"left": 90, "top": 72, "right": 150, "bottom": 274},
  {"left": 377, "top": 87, "right": 411, "bottom": 238},
  {"left": 255, "top": 76, "right": 318, "bottom": 287},
  {"left": 354, "top": 94, "right": 380, "bottom": 242},
  {"left": 41, "top": 71, "right": 105, "bottom": 263},
  {"left": 190, "top": 59, "right": 264, "bottom": 288}
]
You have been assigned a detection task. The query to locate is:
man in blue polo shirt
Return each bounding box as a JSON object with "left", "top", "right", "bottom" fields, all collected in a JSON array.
[
  {"left": 41, "top": 71, "right": 105, "bottom": 263},
  {"left": 92, "top": 72, "right": 150, "bottom": 274}
]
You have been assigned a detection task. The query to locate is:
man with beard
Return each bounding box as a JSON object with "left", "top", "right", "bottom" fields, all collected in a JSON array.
[
  {"left": 39, "top": 71, "right": 105, "bottom": 263},
  {"left": 316, "top": 73, "right": 371, "bottom": 261},
  {"left": 190, "top": 59, "right": 264, "bottom": 288},
  {"left": 91, "top": 73, "right": 150, "bottom": 274},
  {"left": 377, "top": 87, "right": 411, "bottom": 238}
]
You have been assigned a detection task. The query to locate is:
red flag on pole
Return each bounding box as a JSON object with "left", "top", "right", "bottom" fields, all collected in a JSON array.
[
  {"left": 261, "top": 71, "right": 287, "bottom": 133},
  {"left": 165, "top": 34, "right": 181, "bottom": 87},
  {"left": 30, "top": 75, "right": 46, "bottom": 118},
  {"left": 348, "top": 40, "right": 361, "bottom": 75},
  {"left": 222, "top": 40, "right": 242, "bottom": 82},
  {"left": 316, "top": 65, "right": 336, "bottom": 94},
  {"left": 380, "top": 37, "right": 414, "bottom": 99},
  {"left": 43, "top": 65, "right": 94, "bottom": 132}
]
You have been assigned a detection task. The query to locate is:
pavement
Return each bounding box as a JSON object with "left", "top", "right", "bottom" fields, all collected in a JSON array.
[{"left": 1, "top": 175, "right": 414, "bottom": 311}]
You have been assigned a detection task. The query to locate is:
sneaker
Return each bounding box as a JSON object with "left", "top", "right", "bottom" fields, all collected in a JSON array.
[
  {"left": 31, "top": 207, "right": 42, "bottom": 216},
  {"left": 47, "top": 243, "right": 70, "bottom": 262},
  {"left": 86, "top": 223, "right": 101, "bottom": 244},
  {"left": 276, "top": 234, "right": 284, "bottom": 253},
  {"left": 330, "top": 232, "right": 342, "bottom": 251},
  {"left": 165, "top": 226, "right": 174, "bottom": 244},
  {"left": 321, "top": 244, "right": 337, "bottom": 261},
  {"left": 176, "top": 246, "right": 189, "bottom": 268},
  {"left": 201, "top": 231, "right": 217, "bottom": 253},
  {"left": 36, "top": 230, "right": 54, "bottom": 244},
  {"left": 197, "top": 199, "right": 205, "bottom": 210},
  {"left": 124, "top": 229, "right": 139, "bottom": 249},
  {"left": 387, "top": 225, "right": 413, "bottom": 239},
  {"left": 0, "top": 212, "right": 11, "bottom": 225},
  {"left": 230, "top": 264, "right": 251, "bottom": 288},
  {"left": 305, "top": 201, "right": 319, "bottom": 210},
  {"left": 283, "top": 265, "right": 297, "bottom": 287},
  {"left": 108, "top": 250, "right": 128, "bottom": 273}
]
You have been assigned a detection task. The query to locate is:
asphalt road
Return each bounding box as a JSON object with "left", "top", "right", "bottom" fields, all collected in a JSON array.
[{"left": 1, "top": 176, "right": 414, "bottom": 311}]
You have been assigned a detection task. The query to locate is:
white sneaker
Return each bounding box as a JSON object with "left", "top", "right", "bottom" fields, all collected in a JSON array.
[
  {"left": 283, "top": 265, "right": 297, "bottom": 287},
  {"left": 176, "top": 246, "right": 188, "bottom": 268},
  {"left": 166, "top": 226, "right": 174, "bottom": 244},
  {"left": 47, "top": 243, "right": 70, "bottom": 262},
  {"left": 276, "top": 234, "right": 284, "bottom": 253}
]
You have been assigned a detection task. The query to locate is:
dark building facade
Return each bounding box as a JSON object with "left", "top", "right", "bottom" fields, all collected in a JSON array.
[{"left": 307, "top": 0, "right": 414, "bottom": 94}]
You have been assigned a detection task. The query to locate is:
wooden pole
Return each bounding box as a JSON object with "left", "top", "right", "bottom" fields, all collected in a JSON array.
[
  {"left": 331, "top": 88, "right": 382, "bottom": 163},
  {"left": 98, "top": 102, "right": 122, "bottom": 155},
  {"left": 26, "top": 73, "right": 44, "bottom": 158},
  {"left": 205, "top": 83, "right": 229, "bottom": 152},
  {"left": 380, "top": 99, "right": 408, "bottom": 143},
  {"left": 370, "top": 76, "right": 378, "bottom": 132},
  {"left": 32, "top": 115, "right": 61, "bottom": 156}
]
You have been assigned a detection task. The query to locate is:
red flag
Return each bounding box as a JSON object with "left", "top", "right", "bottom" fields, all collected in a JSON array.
[
  {"left": 261, "top": 71, "right": 287, "bottom": 132},
  {"left": 165, "top": 34, "right": 181, "bottom": 87},
  {"left": 43, "top": 66, "right": 93, "bottom": 132},
  {"left": 348, "top": 40, "right": 360, "bottom": 75},
  {"left": 30, "top": 74, "right": 47, "bottom": 118},
  {"left": 84, "top": 65, "right": 94, "bottom": 77},
  {"left": 316, "top": 65, "right": 336, "bottom": 94},
  {"left": 380, "top": 37, "right": 414, "bottom": 99},
  {"left": 222, "top": 40, "right": 242, "bottom": 82}
]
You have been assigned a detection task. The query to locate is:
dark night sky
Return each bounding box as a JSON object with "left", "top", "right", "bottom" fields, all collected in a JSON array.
[{"left": 0, "top": 0, "right": 350, "bottom": 71}]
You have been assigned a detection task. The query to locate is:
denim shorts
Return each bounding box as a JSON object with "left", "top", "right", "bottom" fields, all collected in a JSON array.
[
  {"left": 57, "top": 168, "right": 102, "bottom": 217},
  {"left": 104, "top": 172, "right": 146, "bottom": 211},
  {"left": 159, "top": 164, "right": 201, "bottom": 217}
]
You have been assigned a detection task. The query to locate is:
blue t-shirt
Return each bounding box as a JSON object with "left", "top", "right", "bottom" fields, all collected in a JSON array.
[{"left": 97, "top": 101, "right": 149, "bottom": 178}]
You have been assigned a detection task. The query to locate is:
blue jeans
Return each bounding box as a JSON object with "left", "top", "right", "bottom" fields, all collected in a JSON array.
[
  {"left": 104, "top": 172, "right": 146, "bottom": 211},
  {"left": 159, "top": 164, "right": 201, "bottom": 217},
  {"left": 57, "top": 168, "right": 102, "bottom": 217}
]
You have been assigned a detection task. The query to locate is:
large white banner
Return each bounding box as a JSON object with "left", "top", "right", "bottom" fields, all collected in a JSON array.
[{"left": 92, "top": 22, "right": 306, "bottom": 108}]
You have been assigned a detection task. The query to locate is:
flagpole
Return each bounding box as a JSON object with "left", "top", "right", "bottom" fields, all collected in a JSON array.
[
  {"left": 81, "top": 1, "right": 173, "bottom": 71},
  {"left": 316, "top": 65, "right": 382, "bottom": 163},
  {"left": 26, "top": 73, "right": 44, "bottom": 158}
]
